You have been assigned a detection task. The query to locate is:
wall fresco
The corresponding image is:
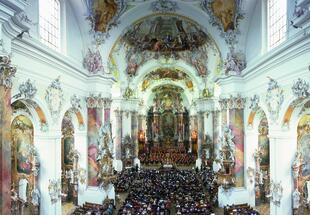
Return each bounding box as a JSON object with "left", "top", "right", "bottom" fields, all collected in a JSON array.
[
  {"left": 229, "top": 109, "right": 244, "bottom": 187},
  {"left": 87, "top": 108, "right": 102, "bottom": 186}
]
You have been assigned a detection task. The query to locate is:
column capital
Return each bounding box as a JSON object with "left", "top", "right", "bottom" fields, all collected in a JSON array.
[
  {"left": 103, "top": 98, "right": 112, "bottom": 109},
  {"left": 219, "top": 94, "right": 246, "bottom": 110},
  {"left": 0, "top": 55, "right": 16, "bottom": 89},
  {"left": 85, "top": 93, "right": 104, "bottom": 108}
]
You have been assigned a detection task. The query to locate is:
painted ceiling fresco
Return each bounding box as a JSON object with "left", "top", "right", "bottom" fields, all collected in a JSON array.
[
  {"left": 152, "top": 84, "right": 184, "bottom": 111},
  {"left": 141, "top": 68, "right": 193, "bottom": 91},
  {"left": 122, "top": 16, "right": 209, "bottom": 52},
  {"left": 109, "top": 14, "right": 221, "bottom": 79}
]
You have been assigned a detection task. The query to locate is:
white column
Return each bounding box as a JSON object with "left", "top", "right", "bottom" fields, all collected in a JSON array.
[
  {"left": 244, "top": 129, "right": 259, "bottom": 207},
  {"left": 74, "top": 130, "right": 88, "bottom": 205},
  {"left": 204, "top": 111, "right": 213, "bottom": 138},
  {"left": 34, "top": 131, "right": 62, "bottom": 215},
  {"left": 122, "top": 110, "right": 131, "bottom": 137},
  {"left": 269, "top": 129, "right": 296, "bottom": 215}
]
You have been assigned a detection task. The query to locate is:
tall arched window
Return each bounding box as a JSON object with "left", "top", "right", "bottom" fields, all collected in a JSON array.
[
  {"left": 39, "top": 0, "right": 61, "bottom": 50},
  {"left": 267, "top": 0, "right": 287, "bottom": 50}
]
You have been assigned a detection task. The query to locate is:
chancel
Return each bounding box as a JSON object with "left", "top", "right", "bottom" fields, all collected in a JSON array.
[{"left": 0, "top": 0, "right": 309, "bottom": 215}]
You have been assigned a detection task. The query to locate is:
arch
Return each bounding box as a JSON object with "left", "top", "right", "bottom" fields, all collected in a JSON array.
[
  {"left": 108, "top": 13, "right": 222, "bottom": 87},
  {"left": 131, "top": 60, "right": 204, "bottom": 92},
  {"left": 11, "top": 115, "right": 37, "bottom": 204},
  {"left": 281, "top": 97, "right": 310, "bottom": 129},
  {"left": 11, "top": 99, "right": 48, "bottom": 133},
  {"left": 60, "top": 107, "right": 85, "bottom": 133}
]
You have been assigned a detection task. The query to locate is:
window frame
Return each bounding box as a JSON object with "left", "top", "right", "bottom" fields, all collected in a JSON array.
[
  {"left": 266, "top": 0, "right": 288, "bottom": 50},
  {"left": 38, "top": 0, "right": 62, "bottom": 51}
]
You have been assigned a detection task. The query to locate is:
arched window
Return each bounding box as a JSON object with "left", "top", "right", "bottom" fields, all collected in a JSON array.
[
  {"left": 39, "top": 0, "right": 61, "bottom": 50},
  {"left": 267, "top": 0, "right": 287, "bottom": 50}
]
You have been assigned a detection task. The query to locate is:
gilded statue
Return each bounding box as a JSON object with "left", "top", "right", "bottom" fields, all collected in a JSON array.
[
  {"left": 211, "top": 0, "right": 236, "bottom": 32},
  {"left": 92, "top": 0, "right": 118, "bottom": 32}
]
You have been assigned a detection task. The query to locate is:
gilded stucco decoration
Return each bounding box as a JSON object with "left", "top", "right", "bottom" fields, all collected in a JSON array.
[
  {"left": 45, "top": 76, "right": 64, "bottom": 122},
  {"left": 265, "top": 78, "right": 284, "bottom": 123},
  {"left": 123, "top": 87, "right": 134, "bottom": 100},
  {"left": 85, "top": 0, "right": 127, "bottom": 44}
]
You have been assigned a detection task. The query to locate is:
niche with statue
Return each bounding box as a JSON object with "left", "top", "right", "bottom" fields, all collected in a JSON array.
[{"left": 11, "top": 115, "right": 40, "bottom": 215}]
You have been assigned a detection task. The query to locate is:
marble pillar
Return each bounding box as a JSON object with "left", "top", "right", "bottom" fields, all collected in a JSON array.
[
  {"left": 229, "top": 108, "right": 245, "bottom": 187},
  {"left": 86, "top": 95, "right": 104, "bottom": 186},
  {"left": 0, "top": 55, "right": 16, "bottom": 214}
]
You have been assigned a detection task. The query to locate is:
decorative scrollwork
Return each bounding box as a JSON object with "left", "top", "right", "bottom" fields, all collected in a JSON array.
[
  {"left": 45, "top": 76, "right": 64, "bottom": 122},
  {"left": 150, "top": 0, "right": 179, "bottom": 13},
  {"left": 0, "top": 55, "right": 16, "bottom": 89},
  {"left": 265, "top": 78, "right": 284, "bottom": 123},
  {"left": 292, "top": 78, "right": 309, "bottom": 99},
  {"left": 14, "top": 79, "right": 37, "bottom": 99}
]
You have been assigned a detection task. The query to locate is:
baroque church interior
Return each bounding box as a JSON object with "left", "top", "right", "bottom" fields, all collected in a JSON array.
[{"left": 0, "top": 0, "right": 310, "bottom": 215}]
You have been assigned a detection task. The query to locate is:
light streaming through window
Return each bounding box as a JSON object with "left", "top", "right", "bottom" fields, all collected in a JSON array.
[
  {"left": 39, "top": 0, "right": 60, "bottom": 50},
  {"left": 267, "top": 0, "right": 287, "bottom": 50}
]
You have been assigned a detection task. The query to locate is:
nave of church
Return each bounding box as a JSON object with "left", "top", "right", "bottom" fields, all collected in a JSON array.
[{"left": 0, "top": 0, "right": 309, "bottom": 215}]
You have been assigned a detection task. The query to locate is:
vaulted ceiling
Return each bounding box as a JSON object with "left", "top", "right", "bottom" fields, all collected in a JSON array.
[{"left": 69, "top": 0, "right": 258, "bottom": 105}]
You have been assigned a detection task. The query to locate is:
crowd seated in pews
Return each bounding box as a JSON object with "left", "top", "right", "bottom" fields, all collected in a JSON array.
[
  {"left": 71, "top": 200, "right": 115, "bottom": 215},
  {"left": 199, "top": 167, "right": 219, "bottom": 207},
  {"left": 118, "top": 168, "right": 214, "bottom": 215},
  {"left": 139, "top": 146, "right": 196, "bottom": 166},
  {"left": 114, "top": 168, "right": 138, "bottom": 193},
  {"left": 224, "top": 203, "right": 260, "bottom": 215}
]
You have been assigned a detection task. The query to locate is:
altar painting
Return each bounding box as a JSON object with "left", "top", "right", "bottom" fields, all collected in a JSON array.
[{"left": 11, "top": 115, "right": 34, "bottom": 175}]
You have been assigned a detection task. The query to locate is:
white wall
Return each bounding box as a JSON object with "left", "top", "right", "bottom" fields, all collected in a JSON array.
[{"left": 245, "top": 0, "right": 263, "bottom": 63}]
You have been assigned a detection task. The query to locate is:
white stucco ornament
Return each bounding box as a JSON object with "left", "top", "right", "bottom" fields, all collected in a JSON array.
[
  {"left": 265, "top": 78, "right": 284, "bottom": 123},
  {"left": 45, "top": 76, "right": 64, "bottom": 122}
]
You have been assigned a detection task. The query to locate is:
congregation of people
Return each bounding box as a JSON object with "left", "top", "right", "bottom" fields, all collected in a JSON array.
[
  {"left": 71, "top": 201, "right": 115, "bottom": 215},
  {"left": 116, "top": 167, "right": 216, "bottom": 215},
  {"left": 139, "top": 147, "right": 196, "bottom": 166}
]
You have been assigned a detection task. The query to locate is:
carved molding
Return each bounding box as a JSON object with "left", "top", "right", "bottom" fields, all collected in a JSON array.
[
  {"left": 83, "top": 48, "right": 104, "bottom": 74},
  {"left": 150, "top": 0, "right": 179, "bottom": 13},
  {"left": 219, "top": 94, "right": 246, "bottom": 110},
  {"left": 249, "top": 94, "right": 260, "bottom": 111},
  {"left": 104, "top": 98, "right": 112, "bottom": 109},
  {"left": 223, "top": 49, "right": 246, "bottom": 76},
  {"left": 70, "top": 94, "right": 82, "bottom": 111},
  {"left": 86, "top": 93, "right": 104, "bottom": 108},
  {"left": 0, "top": 55, "right": 17, "bottom": 89},
  {"left": 292, "top": 78, "right": 309, "bottom": 99},
  {"left": 14, "top": 79, "right": 37, "bottom": 99},
  {"left": 265, "top": 78, "right": 284, "bottom": 122},
  {"left": 45, "top": 76, "right": 64, "bottom": 122}
]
